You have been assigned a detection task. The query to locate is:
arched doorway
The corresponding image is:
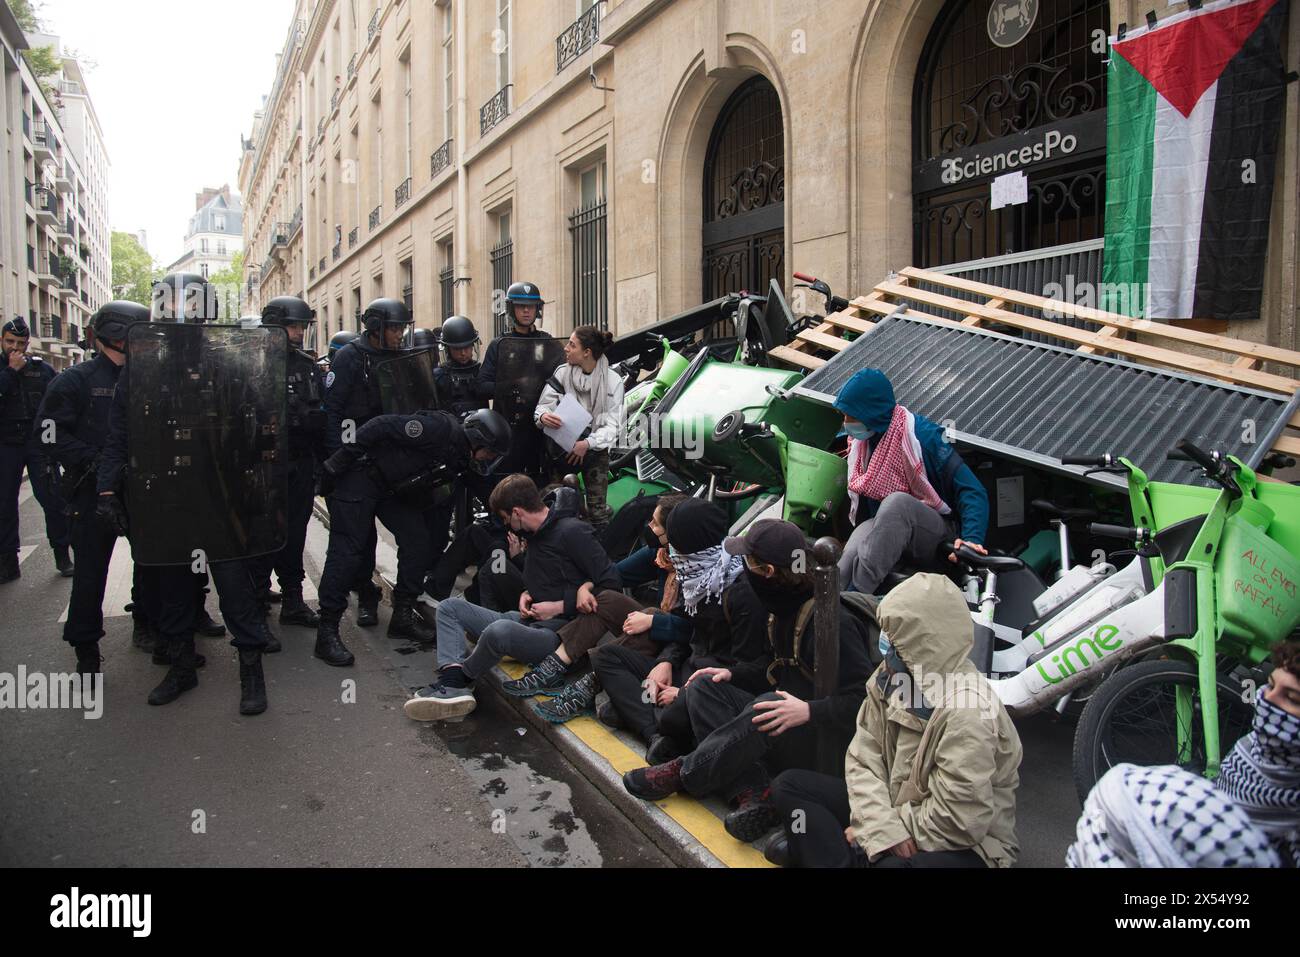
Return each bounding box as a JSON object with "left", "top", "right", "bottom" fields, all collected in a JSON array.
[
  {"left": 913, "top": 0, "right": 1110, "bottom": 267},
  {"left": 702, "top": 76, "right": 785, "bottom": 300}
]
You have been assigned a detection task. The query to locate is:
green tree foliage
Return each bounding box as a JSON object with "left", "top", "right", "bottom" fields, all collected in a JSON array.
[
  {"left": 111, "top": 231, "right": 158, "bottom": 307},
  {"left": 207, "top": 250, "right": 246, "bottom": 321},
  {"left": 7, "top": 0, "right": 41, "bottom": 32}
]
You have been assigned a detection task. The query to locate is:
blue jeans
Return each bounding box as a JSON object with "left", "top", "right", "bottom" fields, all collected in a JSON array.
[
  {"left": 618, "top": 545, "right": 665, "bottom": 591},
  {"left": 435, "top": 596, "right": 566, "bottom": 678}
]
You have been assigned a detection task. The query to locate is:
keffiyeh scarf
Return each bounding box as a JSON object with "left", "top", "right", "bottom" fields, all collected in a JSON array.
[
  {"left": 848, "top": 405, "right": 949, "bottom": 513},
  {"left": 1066, "top": 763, "right": 1278, "bottom": 868},
  {"left": 1216, "top": 687, "right": 1300, "bottom": 867},
  {"left": 668, "top": 544, "right": 744, "bottom": 617}
]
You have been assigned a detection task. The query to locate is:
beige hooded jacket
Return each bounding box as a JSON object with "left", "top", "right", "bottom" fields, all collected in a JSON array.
[{"left": 845, "top": 573, "right": 1023, "bottom": 867}]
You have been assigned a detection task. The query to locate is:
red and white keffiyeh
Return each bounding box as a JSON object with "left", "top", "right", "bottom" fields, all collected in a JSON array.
[{"left": 848, "top": 405, "right": 949, "bottom": 514}]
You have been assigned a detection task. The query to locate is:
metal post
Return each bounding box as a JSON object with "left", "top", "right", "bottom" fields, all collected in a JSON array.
[{"left": 811, "top": 536, "right": 842, "bottom": 775}]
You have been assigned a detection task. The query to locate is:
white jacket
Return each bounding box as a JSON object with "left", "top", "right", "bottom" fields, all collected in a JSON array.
[{"left": 533, "top": 358, "right": 625, "bottom": 451}]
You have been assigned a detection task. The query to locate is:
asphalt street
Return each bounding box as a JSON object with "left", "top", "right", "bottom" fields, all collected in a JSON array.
[{"left": 1, "top": 480, "right": 1077, "bottom": 867}]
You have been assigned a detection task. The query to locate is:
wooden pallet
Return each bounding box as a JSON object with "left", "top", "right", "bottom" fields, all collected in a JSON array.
[{"left": 770, "top": 267, "right": 1300, "bottom": 465}]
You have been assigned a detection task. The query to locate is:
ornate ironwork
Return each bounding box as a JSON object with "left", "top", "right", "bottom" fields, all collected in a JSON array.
[
  {"left": 369, "top": 205, "right": 382, "bottom": 230},
  {"left": 367, "top": 8, "right": 380, "bottom": 44},
  {"left": 557, "top": 4, "right": 600, "bottom": 74},
  {"left": 347, "top": 53, "right": 357, "bottom": 81},
  {"left": 332, "top": 242, "right": 341, "bottom": 262},
  {"left": 289, "top": 205, "right": 303, "bottom": 236},
  {"left": 348, "top": 226, "right": 358, "bottom": 249},
  {"left": 935, "top": 62, "right": 1101, "bottom": 154},
  {"left": 395, "top": 177, "right": 411, "bottom": 209},
  {"left": 716, "top": 160, "right": 785, "bottom": 220},
  {"left": 480, "top": 85, "right": 511, "bottom": 137},
  {"left": 430, "top": 138, "right": 452, "bottom": 177}
]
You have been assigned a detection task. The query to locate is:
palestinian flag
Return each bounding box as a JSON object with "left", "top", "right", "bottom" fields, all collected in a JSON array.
[{"left": 1102, "top": 0, "right": 1289, "bottom": 323}]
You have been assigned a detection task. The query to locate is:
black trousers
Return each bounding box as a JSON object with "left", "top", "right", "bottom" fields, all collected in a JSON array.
[
  {"left": 250, "top": 454, "right": 316, "bottom": 593},
  {"left": 318, "top": 472, "right": 433, "bottom": 617},
  {"left": 0, "top": 440, "right": 68, "bottom": 555},
  {"left": 592, "top": 643, "right": 697, "bottom": 745},
  {"left": 136, "top": 560, "right": 267, "bottom": 650},
  {"left": 62, "top": 489, "right": 119, "bottom": 647},
  {"left": 770, "top": 769, "right": 987, "bottom": 868},
  {"left": 678, "top": 679, "right": 820, "bottom": 803}
]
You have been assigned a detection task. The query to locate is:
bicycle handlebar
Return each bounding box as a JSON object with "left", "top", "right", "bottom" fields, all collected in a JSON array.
[
  {"left": 1061, "top": 454, "right": 1113, "bottom": 467},
  {"left": 793, "top": 271, "right": 816, "bottom": 283},
  {"left": 1174, "top": 439, "right": 1220, "bottom": 474},
  {"left": 1089, "top": 523, "right": 1150, "bottom": 544}
]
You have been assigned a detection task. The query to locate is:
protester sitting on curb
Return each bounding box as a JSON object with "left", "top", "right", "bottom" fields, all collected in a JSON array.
[
  {"left": 621, "top": 518, "right": 875, "bottom": 844},
  {"left": 832, "top": 368, "right": 990, "bottom": 594},
  {"left": 1067, "top": 763, "right": 1279, "bottom": 868},
  {"left": 613, "top": 493, "right": 688, "bottom": 601},
  {"left": 1215, "top": 640, "right": 1300, "bottom": 867},
  {"left": 527, "top": 499, "right": 767, "bottom": 739},
  {"left": 765, "top": 573, "right": 1022, "bottom": 868},
  {"left": 402, "top": 474, "right": 620, "bottom": 722}
]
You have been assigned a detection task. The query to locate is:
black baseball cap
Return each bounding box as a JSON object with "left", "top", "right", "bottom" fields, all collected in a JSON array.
[{"left": 724, "top": 519, "right": 808, "bottom": 568}]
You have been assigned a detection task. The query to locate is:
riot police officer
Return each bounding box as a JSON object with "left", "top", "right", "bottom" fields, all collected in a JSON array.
[
  {"left": 478, "top": 282, "right": 556, "bottom": 480},
  {"left": 35, "top": 302, "right": 148, "bottom": 673},
  {"left": 0, "top": 317, "right": 72, "bottom": 582},
  {"left": 320, "top": 329, "right": 360, "bottom": 376},
  {"left": 250, "top": 296, "right": 325, "bottom": 634},
  {"left": 411, "top": 327, "right": 440, "bottom": 354},
  {"left": 322, "top": 299, "right": 414, "bottom": 627},
  {"left": 97, "top": 272, "right": 275, "bottom": 715},
  {"left": 433, "top": 315, "right": 486, "bottom": 418},
  {"left": 315, "top": 408, "right": 512, "bottom": 658}
]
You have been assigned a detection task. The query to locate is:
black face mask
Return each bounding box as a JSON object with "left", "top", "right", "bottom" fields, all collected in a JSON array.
[
  {"left": 744, "top": 568, "right": 813, "bottom": 616},
  {"left": 643, "top": 526, "right": 665, "bottom": 551}
]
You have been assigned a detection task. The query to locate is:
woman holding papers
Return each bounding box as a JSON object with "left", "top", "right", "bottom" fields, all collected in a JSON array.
[{"left": 535, "top": 326, "right": 624, "bottom": 531}]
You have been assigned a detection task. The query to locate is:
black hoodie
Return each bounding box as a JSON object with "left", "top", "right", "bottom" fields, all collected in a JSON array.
[{"left": 522, "top": 494, "right": 620, "bottom": 617}]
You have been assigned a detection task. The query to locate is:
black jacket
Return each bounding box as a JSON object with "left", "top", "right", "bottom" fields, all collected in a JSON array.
[
  {"left": 522, "top": 501, "right": 620, "bottom": 618},
  {"left": 0, "top": 354, "right": 56, "bottom": 446},
  {"left": 477, "top": 327, "right": 552, "bottom": 402},
  {"left": 352, "top": 410, "right": 469, "bottom": 489},
  {"left": 35, "top": 353, "right": 121, "bottom": 473},
  {"left": 658, "top": 574, "right": 770, "bottom": 671},
  {"left": 323, "top": 338, "right": 387, "bottom": 453}
]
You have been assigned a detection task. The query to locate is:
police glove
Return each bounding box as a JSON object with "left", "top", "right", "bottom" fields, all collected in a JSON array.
[{"left": 97, "top": 493, "right": 129, "bottom": 537}]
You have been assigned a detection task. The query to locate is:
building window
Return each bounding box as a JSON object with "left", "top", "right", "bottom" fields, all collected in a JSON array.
[
  {"left": 218, "top": 240, "right": 227, "bottom": 255},
  {"left": 496, "top": 0, "right": 510, "bottom": 92},
  {"left": 401, "top": 51, "right": 412, "bottom": 180},
  {"left": 442, "top": 2, "right": 454, "bottom": 142},
  {"left": 400, "top": 257, "right": 413, "bottom": 313},
  {"left": 200, "top": 238, "right": 209, "bottom": 253},
  {"left": 215, "top": 214, "right": 225, "bottom": 231},
  {"left": 490, "top": 210, "right": 513, "bottom": 336},
  {"left": 200, "top": 263, "right": 209, "bottom": 278},
  {"left": 439, "top": 241, "right": 455, "bottom": 320},
  {"left": 569, "top": 161, "right": 607, "bottom": 331}
]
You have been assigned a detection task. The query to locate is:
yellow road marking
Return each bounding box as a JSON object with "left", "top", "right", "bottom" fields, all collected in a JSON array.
[{"left": 498, "top": 661, "right": 773, "bottom": 868}]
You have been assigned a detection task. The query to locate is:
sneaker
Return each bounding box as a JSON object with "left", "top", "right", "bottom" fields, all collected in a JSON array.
[
  {"left": 622, "top": 758, "right": 684, "bottom": 801},
  {"left": 403, "top": 680, "right": 476, "bottom": 722},
  {"left": 595, "top": 697, "right": 625, "bottom": 730},
  {"left": 723, "top": 788, "right": 779, "bottom": 843},
  {"left": 760, "top": 830, "right": 791, "bottom": 867},
  {"left": 500, "top": 652, "right": 567, "bottom": 698},
  {"left": 532, "top": 674, "right": 597, "bottom": 724}
]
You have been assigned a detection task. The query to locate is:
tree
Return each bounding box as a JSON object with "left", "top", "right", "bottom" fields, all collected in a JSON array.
[
  {"left": 23, "top": 45, "right": 62, "bottom": 109},
  {"left": 207, "top": 250, "right": 246, "bottom": 321},
  {"left": 7, "top": 0, "right": 41, "bottom": 32},
  {"left": 111, "top": 231, "right": 158, "bottom": 306}
]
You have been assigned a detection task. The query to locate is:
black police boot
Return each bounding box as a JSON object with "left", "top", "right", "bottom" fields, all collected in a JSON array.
[
  {"left": 148, "top": 638, "right": 199, "bottom": 706},
  {"left": 314, "top": 615, "right": 355, "bottom": 667},
  {"left": 0, "top": 553, "right": 19, "bottom": 584},
  {"left": 53, "top": 545, "right": 74, "bottom": 578},
  {"left": 131, "top": 617, "right": 157, "bottom": 654},
  {"left": 279, "top": 585, "right": 320, "bottom": 628},
  {"left": 195, "top": 607, "right": 227, "bottom": 638},
  {"left": 152, "top": 640, "right": 206, "bottom": 669},
  {"left": 259, "top": 620, "right": 282, "bottom": 654},
  {"left": 387, "top": 596, "right": 436, "bottom": 642},
  {"left": 74, "top": 642, "right": 101, "bottom": 676},
  {"left": 356, "top": 588, "right": 380, "bottom": 628},
  {"left": 238, "top": 649, "right": 268, "bottom": 715}
]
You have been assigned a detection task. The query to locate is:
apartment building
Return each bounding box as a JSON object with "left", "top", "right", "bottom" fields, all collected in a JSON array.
[
  {"left": 238, "top": 0, "right": 1299, "bottom": 355},
  {"left": 165, "top": 185, "right": 244, "bottom": 280}
]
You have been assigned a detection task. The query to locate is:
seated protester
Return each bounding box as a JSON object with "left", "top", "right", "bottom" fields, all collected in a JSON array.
[
  {"left": 524, "top": 499, "right": 767, "bottom": 741},
  {"left": 1068, "top": 763, "right": 1279, "bottom": 868},
  {"left": 767, "top": 573, "right": 1022, "bottom": 868},
  {"left": 535, "top": 326, "right": 624, "bottom": 530},
  {"left": 402, "top": 474, "right": 620, "bottom": 722},
  {"left": 622, "top": 519, "right": 875, "bottom": 845},
  {"left": 615, "top": 493, "right": 689, "bottom": 598},
  {"left": 1215, "top": 640, "right": 1300, "bottom": 867},
  {"left": 833, "top": 368, "right": 990, "bottom": 594}
]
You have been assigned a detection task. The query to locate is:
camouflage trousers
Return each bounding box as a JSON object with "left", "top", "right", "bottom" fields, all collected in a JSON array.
[{"left": 549, "top": 448, "right": 611, "bottom": 528}]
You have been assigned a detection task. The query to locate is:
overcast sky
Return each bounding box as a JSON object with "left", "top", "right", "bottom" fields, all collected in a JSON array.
[{"left": 32, "top": 0, "right": 296, "bottom": 267}]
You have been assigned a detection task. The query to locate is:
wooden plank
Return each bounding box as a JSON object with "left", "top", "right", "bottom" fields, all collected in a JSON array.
[
  {"left": 855, "top": 298, "right": 968, "bottom": 330},
  {"left": 821, "top": 311, "right": 875, "bottom": 335},
  {"left": 874, "top": 280, "right": 1299, "bottom": 393},
  {"left": 769, "top": 344, "right": 824, "bottom": 370},
  {"left": 899, "top": 266, "right": 1300, "bottom": 370},
  {"left": 1233, "top": 355, "right": 1259, "bottom": 370},
  {"left": 1078, "top": 325, "right": 1121, "bottom": 356},
  {"left": 796, "top": 326, "right": 854, "bottom": 352},
  {"left": 1272, "top": 434, "right": 1300, "bottom": 456}
]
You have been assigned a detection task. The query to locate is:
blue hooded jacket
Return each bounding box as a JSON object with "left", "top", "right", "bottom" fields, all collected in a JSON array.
[{"left": 833, "top": 368, "right": 989, "bottom": 544}]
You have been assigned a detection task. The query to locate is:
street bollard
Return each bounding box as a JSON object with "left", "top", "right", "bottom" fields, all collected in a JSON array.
[{"left": 811, "top": 535, "right": 842, "bottom": 776}]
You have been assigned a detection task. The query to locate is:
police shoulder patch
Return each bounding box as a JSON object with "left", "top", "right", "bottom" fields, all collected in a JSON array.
[
  {"left": 404, "top": 419, "right": 424, "bottom": 438},
  {"left": 325, "top": 371, "right": 336, "bottom": 388}
]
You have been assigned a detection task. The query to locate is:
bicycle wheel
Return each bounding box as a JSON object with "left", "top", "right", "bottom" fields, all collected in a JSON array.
[{"left": 1071, "top": 657, "right": 1254, "bottom": 806}]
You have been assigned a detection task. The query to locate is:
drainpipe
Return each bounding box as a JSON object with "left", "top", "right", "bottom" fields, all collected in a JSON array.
[
  {"left": 454, "top": 0, "right": 469, "bottom": 317},
  {"left": 299, "top": 69, "right": 309, "bottom": 300}
]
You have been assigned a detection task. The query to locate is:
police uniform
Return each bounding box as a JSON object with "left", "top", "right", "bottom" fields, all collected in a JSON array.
[
  {"left": 479, "top": 327, "right": 553, "bottom": 479},
  {"left": 0, "top": 339, "right": 69, "bottom": 576}
]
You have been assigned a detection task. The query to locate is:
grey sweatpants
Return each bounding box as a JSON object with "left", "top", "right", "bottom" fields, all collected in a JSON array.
[{"left": 838, "top": 491, "right": 955, "bottom": 594}]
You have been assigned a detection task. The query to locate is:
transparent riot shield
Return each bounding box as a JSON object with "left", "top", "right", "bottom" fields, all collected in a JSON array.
[
  {"left": 375, "top": 349, "right": 440, "bottom": 414},
  {"left": 125, "top": 323, "right": 288, "bottom": 566},
  {"left": 493, "top": 336, "right": 566, "bottom": 427}
]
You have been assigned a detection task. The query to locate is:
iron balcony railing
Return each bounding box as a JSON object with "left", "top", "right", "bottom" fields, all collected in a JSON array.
[
  {"left": 331, "top": 88, "right": 340, "bottom": 113},
  {"left": 32, "top": 120, "right": 49, "bottom": 148},
  {"left": 317, "top": 116, "right": 326, "bottom": 139},
  {"left": 41, "top": 315, "right": 62, "bottom": 340},
  {"left": 290, "top": 206, "right": 303, "bottom": 236},
  {"left": 319, "top": 255, "right": 327, "bottom": 274},
  {"left": 348, "top": 226, "right": 359, "bottom": 249},
  {"left": 430, "top": 138, "right": 452, "bottom": 177},
  {"left": 367, "top": 8, "right": 380, "bottom": 43},
  {"left": 272, "top": 222, "right": 290, "bottom": 246},
  {"left": 395, "top": 177, "right": 411, "bottom": 209},
  {"left": 369, "top": 205, "right": 382, "bottom": 230},
  {"left": 557, "top": 4, "right": 601, "bottom": 73},
  {"left": 480, "top": 85, "right": 511, "bottom": 137},
  {"left": 347, "top": 53, "right": 357, "bottom": 81},
  {"left": 439, "top": 266, "right": 455, "bottom": 321},
  {"left": 35, "top": 186, "right": 55, "bottom": 212},
  {"left": 332, "top": 242, "right": 341, "bottom": 262}
]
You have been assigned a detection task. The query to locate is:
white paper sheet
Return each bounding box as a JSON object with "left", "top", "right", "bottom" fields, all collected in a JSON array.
[
  {"left": 542, "top": 393, "right": 593, "bottom": 452},
  {"left": 989, "top": 171, "right": 1028, "bottom": 210}
]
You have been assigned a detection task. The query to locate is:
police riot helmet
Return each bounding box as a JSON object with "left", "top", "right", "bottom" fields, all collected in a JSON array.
[
  {"left": 152, "top": 272, "right": 217, "bottom": 323},
  {"left": 411, "top": 327, "right": 440, "bottom": 353},
  {"left": 328, "top": 329, "right": 360, "bottom": 362},
  {"left": 361, "top": 297, "right": 414, "bottom": 351},
  {"left": 462, "top": 409, "right": 512, "bottom": 475},
  {"left": 504, "top": 282, "right": 543, "bottom": 327},
  {"left": 263, "top": 296, "right": 319, "bottom": 352},
  {"left": 440, "top": 315, "right": 480, "bottom": 364},
  {"left": 90, "top": 301, "right": 149, "bottom": 350}
]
